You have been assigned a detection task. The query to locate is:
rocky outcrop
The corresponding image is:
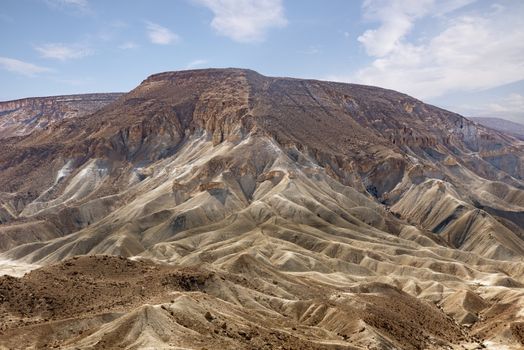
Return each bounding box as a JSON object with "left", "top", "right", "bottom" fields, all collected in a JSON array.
[
  {"left": 198, "top": 181, "right": 226, "bottom": 191},
  {"left": 0, "top": 93, "right": 122, "bottom": 139}
]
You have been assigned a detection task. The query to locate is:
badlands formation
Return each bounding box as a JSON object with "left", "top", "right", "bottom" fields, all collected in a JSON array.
[{"left": 0, "top": 68, "right": 523, "bottom": 349}]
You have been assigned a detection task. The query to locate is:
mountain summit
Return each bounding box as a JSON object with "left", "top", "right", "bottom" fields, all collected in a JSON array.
[{"left": 0, "top": 69, "right": 523, "bottom": 349}]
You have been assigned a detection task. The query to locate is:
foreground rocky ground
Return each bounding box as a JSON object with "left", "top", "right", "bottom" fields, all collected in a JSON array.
[{"left": 0, "top": 255, "right": 521, "bottom": 349}]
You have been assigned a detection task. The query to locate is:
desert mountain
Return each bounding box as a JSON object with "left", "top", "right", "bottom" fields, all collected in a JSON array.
[
  {"left": 0, "top": 93, "right": 123, "bottom": 140},
  {"left": 470, "top": 117, "right": 524, "bottom": 141},
  {"left": 0, "top": 68, "right": 522, "bottom": 349}
]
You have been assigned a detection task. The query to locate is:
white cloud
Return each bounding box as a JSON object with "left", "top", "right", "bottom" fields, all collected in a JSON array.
[
  {"left": 299, "top": 46, "right": 320, "bottom": 55},
  {"left": 0, "top": 57, "right": 51, "bottom": 76},
  {"left": 335, "top": 1, "right": 524, "bottom": 100},
  {"left": 146, "top": 21, "right": 179, "bottom": 45},
  {"left": 490, "top": 3, "right": 505, "bottom": 14},
  {"left": 118, "top": 41, "right": 139, "bottom": 50},
  {"left": 488, "top": 93, "right": 524, "bottom": 114},
  {"left": 356, "top": 0, "right": 476, "bottom": 57},
  {"left": 485, "top": 93, "right": 524, "bottom": 124},
  {"left": 58, "top": 0, "right": 88, "bottom": 6},
  {"left": 357, "top": 0, "right": 434, "bottom": 57},
  {"left": 194, "top": 0, "right": 287, "bottom": 42},
  {"left": 35, "top": 43, "right": 93, "bottom": 61},
  {"left": 186, "top": 59, "right": 208, "bottom": 69},
  {"left": 44, "top": 0, "right": 91, "bottom": 13},
  {"left": 96, "top": 20, "right": 128, "bottom": 42},
  {"left": 110, "top": 20, "right": 128, "bottom": 28},
  {"left": 453, "top": 93, "right": 524, "bottom": 124}
]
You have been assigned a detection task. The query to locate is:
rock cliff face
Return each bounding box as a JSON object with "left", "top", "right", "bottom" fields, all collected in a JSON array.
[
  {"left": 0, "top": 93, "right": 123, "bottom": 139},
  {"left": 0, "top": 69, "right": 523, "bottom": 349}
]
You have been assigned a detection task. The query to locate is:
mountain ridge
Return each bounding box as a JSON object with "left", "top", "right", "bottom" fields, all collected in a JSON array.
[{"left": 0, "top": 92, "right": 123, "bottom": 140}]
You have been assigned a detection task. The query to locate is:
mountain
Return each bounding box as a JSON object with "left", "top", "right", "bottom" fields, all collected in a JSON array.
[
  {"left": 470, "top": 117, "right": 524, "bottom": 140},
  {"left": 0, "top": 68, "right": 522, "bottom": 349},
  {"left": 0, "top": 93, "right": 123, "bottom": 139}
]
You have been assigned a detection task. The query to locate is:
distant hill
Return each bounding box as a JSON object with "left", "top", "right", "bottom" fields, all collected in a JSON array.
[
  {"left": 470, "top": 116, "right": 524, "bottom": 140},
  {"left": 0, "top": 93, "right": 123, "bottom": 139}
]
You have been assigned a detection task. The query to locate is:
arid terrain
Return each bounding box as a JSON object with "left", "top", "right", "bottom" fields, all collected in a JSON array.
[
  {"left": 0, "top": 93, "right": 123, "bottom": 140},
  {"left": 470, "top": 117, "right": 524, "bottom": 141},
  {"left": 0, "top": 68, "right": 522, "bottom": 349}
]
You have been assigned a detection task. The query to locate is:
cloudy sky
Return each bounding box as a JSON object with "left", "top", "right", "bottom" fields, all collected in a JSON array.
[{"left": 1, "top": 0, "right": 523, "bottom": 122}]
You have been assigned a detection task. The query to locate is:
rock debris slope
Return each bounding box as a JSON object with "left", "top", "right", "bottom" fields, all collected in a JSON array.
[{"left": 0, "top": 68, "right": 523, "bottom": 349}]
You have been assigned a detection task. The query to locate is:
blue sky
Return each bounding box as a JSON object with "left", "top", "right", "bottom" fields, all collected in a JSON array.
[{"left": 1, "top": 0, "right": 523, "bottom": 122}]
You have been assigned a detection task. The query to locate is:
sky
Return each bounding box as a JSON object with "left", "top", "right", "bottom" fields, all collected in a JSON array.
[{"left": 1, "top": 0, "right": 523, "bottom": 123}]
